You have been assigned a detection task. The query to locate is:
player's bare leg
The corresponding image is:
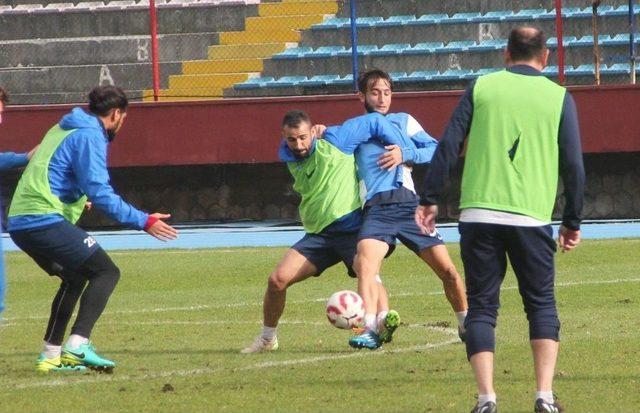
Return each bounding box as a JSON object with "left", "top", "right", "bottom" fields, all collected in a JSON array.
[
  {"left": 469, "top": 351, "right": 497, "bottom": 412},
  {"left": 419, "top": 244, "right": 468, "bottom": 338},
  {"left": 242, "top": 249, "right": 316, "bottom": 353},
  {"left": 350, "top": 239, "right": 388, "bottom": 349}
]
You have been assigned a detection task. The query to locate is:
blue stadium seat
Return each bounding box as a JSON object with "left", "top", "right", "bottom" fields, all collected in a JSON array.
[
  {"left": 347, "top": 44, "right": 379, "bottom": 56},
  {"left": 434, "top": 69, "right": 473, "bottom": 81},
  {"left": 608, "top": 34, "right": 639, "bottom": 46},
  {"left": 473, "top": 67, "right": 501, "bottom": 77},
  {"left": 330, "top": 74, "right": 354, "bottom": 85},
  {"left": 266, "top": 76, "right": 308, "bottom": 88},
  {"left": 566, "top": 64, "right": 595, "bottom": 76},
  {"left": 299, "top": 75, "right": 341, "bottom": 86},
  {"left": 234, "top": 77, "right": 274, "bottom": 90},
  {"left": 542, "top": 65, "right": 559, "bottom": 75},
  {"left": 602, "top": 5, "right": 638, "bottom": 17},
  {"left": 406, "top": 42, "right": 445, "bottom": 54},
  {"left": 473, "top": 38, "right": 507, "bottom": 51},
  {"left": 272, "top": 47, "right": 313, "bottom": 60},
  {"left": 573, "top": 35, "right": 612, "bottom": 47},
  {"left": 311, "top": 17, "right": 349, "bottom": 30},
  {"left": 476, "top": 10, "right": 514, "bottom": 22},
  {"left": 536, "top": 9, "right": 557, "bottom": 20},
  {"left": 446, "top": 12, "right": 481, "bottom": 24},
  {"left": 546, "top": 36, "right": 578, "bottom": 48},
  {"left": 565, "top": 7, "right": 592, "bottom": 18},
  {"left": 602, "top": 64, "right": 631, "bottom": 75},
  {"left": 378, "top": 15, "right": 416, "bottom": 27},
  {"left": 389, "top": 72, "right": 408, "bottom": 81},
  {"left": 370, "top": 43, "right": 411, "bottom": 56},
  {"left": 355, "top": 16, "right": 383, "bottom": 27},
  {"left": 444, "top": 40, "right": 476, "bottom": 52},
  {"left": 409, "top": 13, "right": 448, "bottom": 25},
  {"left": 307, "top": 46, "right": 346, "bottom": 58},
  {"left": 404, "top": 71, "right": 439, "bottom": 82},
  {"left": 510, "top": 8, "right": 547, "bottom": 21}
]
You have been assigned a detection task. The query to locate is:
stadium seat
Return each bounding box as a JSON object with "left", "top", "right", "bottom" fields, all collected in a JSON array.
[
  {"left": 307, "top": 46, "right": 346, "bottom": 58},
  {"left": 566, "top": 64, "right": 595, "bottom": 76},
  {"left": 355, "top": 16, "right": 383, "bottom": 27},
  {"left": 510, "top": 8, "right": 547, "bottom": 21},
  {"left": 603, "top": 5, "right": 639, "bottom": 17},
  {"left": 369, "top": 43, "right": 411, "bottom": 56},
  {"left": 446, "top": 12, "right": 481, "bottom": 24},
  {"left": 311, "top": 17, "right": 349, "bottom": 30},
  {"left": 234, "top": 76, "right": 275, "bottom": 89},
  {"left": 547, "top": 36, "right": 578, "bottom": 48},
  {"left": 434, "top": 69, "right": 473, "bottom": 81},
  {"left": 389, "top": 71, "right": 408, "bottom": 81},
  {"left": 542, "top": 65, "right": 559, "bottom": 75},
  {"left": 404, "top": 42, "right": 441, "bottom": 55},
  {"left": 267, "top": 76, "right": 308, "bottom": 87},
  {"left": 343, "top": 44, "right": 379, "bottom": 56},
  {"left": 573, "top": 35, "right": 612, "bottom": 47},
  {"left": 477, "top": 10, "right": 514, "bottom": 22},
  {"left": 473, "top": 67, "right": 501, "bottom": 76},
  {"left": 379, "top": 15, "right": 416, "bottom": 26},
  {"left": 403, "top": 71, "right": 439, "bottom": 82},
  {"left": 472, "top": 39, "right": 507, "bottom": 51},
  {"left": 299, "top": 74, "right": 341, "bottom": 86},
  {"left": 273, "top": 47, "right": 313, "bottom": 59},
  {"left": 444, "top": 40, "right": 476, "bottom": 52},
  {"left": 409, "top": 13, "right": 448, "bottom": 25},
  {"left": 602, "top": 63, "right": 631, "bottom": 75}
]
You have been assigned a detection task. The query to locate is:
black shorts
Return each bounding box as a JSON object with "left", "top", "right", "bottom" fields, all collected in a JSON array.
[
  {"left": 10, "top": 220, "right": 102, "bottom": 276},
  {"left": 291, "top": 231, "right": 358, "bottom": 277},
  {"left": 358, "top": 202, "right": 444, "bottom": 255}
]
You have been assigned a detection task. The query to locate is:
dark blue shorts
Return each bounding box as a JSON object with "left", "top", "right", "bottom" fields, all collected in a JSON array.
[
  {"left": 10, "top": 220, "right": 102, "bottom": 276},
  {"left": 292, "top": 231, "right": 358, "bottom": 277},
  {"left": 358, "top": 202, "right": 444, "bottom": 255}
]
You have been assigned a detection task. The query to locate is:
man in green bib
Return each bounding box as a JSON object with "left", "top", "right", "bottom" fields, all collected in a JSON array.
[
  {"left": 416, "top": 28, "right": 585, "bottom": 413},
  {"left": 8, "top": 86, "right": 178, "bottom": 373},
  {"left": 242, "top": 110, "right": 411, "bottom": 353}
]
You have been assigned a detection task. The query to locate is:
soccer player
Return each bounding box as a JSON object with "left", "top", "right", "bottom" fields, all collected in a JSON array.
[
  {"left": 241, "top": 110, "right": 413, "bottom": 353},
  {"left": 415, "top": 27, "right": 584, "bottom": 413},
  {"left": 8, "top": 86, "right": 178, "bottom": 372},
  {"left": 346, "top": 70, "right": 468, "bottom": 350}
]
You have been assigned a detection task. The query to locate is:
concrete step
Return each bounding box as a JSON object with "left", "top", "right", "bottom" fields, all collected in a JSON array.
[
  {"left": 258, "top": 1, "right": 338, "bottom": 17},
  {"left": 207, "top": 42, "right": 290, "bottom": 60},
  {"left": 182, "top": 58, "right": 263, "bottom": 74},
  {"left": 168, "top": 72, "right": 252, "bottom": 89},
  {"left": 219, "top": 29, "right": 301, "bottom": 45},
  {"left": 244, "top": 14, "right": 326, "bottom": 31}
]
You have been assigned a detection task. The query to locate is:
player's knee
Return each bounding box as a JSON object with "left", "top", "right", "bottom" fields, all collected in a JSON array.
[
  {"left": 267, "top": 271, "right": 289, "bottom": 292},
  {"left": 437, "top": 265, "right": 459, "bottom": 284}
]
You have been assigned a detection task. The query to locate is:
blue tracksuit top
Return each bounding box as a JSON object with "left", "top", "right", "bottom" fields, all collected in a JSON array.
[
  {"left": 8, "top": 108, "right": 148, "bottom": 231},
  {"left": 0, "top": 152, "right": 29, "bottom": 171}
]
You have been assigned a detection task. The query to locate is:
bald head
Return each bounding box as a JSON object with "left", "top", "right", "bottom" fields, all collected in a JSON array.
[{"left": 506, "top": 27, "right": 547, "bottom": 64}]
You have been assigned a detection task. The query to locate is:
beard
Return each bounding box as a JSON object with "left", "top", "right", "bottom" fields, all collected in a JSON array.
[
  {"left": 364, "top": 101, "right": 376, "bottom": 114},
  {"left": 107, "top": 129, "right": 117, "bottom": 142}
]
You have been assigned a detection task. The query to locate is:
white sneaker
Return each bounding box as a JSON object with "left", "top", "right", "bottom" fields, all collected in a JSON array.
[{"left": 240, "top": 336, "right": 279, "bottom": 354}]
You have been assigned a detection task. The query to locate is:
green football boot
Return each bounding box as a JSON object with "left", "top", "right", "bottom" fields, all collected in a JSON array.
[
  {"left": 61, "top": 342, "right": 116, "bottom": 373},
  {"left": 378, "top": 310, "right": 401, "bottom": 343}
]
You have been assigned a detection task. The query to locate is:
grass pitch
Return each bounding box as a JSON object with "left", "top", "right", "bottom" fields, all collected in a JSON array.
[{"left": 1, "top": 239, "right": 639, "bottom": 412}]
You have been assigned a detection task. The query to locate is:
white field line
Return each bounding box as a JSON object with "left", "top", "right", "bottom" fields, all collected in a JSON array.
[
  {"left": 2, "top": 276, "right": 639, "bottom": 325},
  {"left": 6, "top": 337, "right": 460, "bottom": 390}
]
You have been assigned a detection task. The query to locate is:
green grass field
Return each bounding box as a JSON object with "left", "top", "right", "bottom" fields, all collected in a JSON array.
[{"left": 1, "top": 239, "right": 639, "bottom": 412}]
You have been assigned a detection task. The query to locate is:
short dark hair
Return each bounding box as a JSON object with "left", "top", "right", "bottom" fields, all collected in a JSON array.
[
  {"left": 0, "top": 86, "right": 8, "bottom": 105},
  {"left": 282, "top": 110, "right": 311, "bottom": 128},
  {"left": 507, "top": 27, "right": 547, "bottom": 61},
  {"left": 357, "top": 69, "right": 393, "bottom": 94},
  {"left": 88, "top": 86, "right": 128, "bottom": 117}
]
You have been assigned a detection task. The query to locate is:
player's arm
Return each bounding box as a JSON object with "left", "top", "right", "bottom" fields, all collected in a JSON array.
[
  {"left": 71, "top": 132, "right": 177, "bottom": 241},
  {"left": 0, "top": 151, "right": 29, "bottom": 171},
  {"left": 379, "top": 115, "right": 438, "bottom": 168},
  {"left": 415, "top": 81, "right": 475, "bottom": 234},
  {"left": 557, "top": 92, "right": 585, "bottom": 252}
]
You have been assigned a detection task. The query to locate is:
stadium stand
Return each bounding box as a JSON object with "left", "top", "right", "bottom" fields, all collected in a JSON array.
[{"left": 0, "top": 0, "right": 636, "bottom": 103}]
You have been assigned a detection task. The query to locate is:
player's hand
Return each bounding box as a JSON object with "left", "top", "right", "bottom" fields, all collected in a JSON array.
[
  {"left": 145, "top": 213, "right": 178, "bottom": 242},
  {"left": 311, "top": 124, "right": 327, "bottom": 139},
  {"left": 558, "top": 225, "right": 580, "bottom": 253},
  {"left": 415, "top": 204, "right": 438, "bottom": 235},
  {"left": 85, "top": 202, "right": 92, "bottom": 211},
  {"left": 27, "top": 144, "right": 40, "bottom": 160},
  {"left": 378, "top": 145, "right": 403, "bottom": 169}
]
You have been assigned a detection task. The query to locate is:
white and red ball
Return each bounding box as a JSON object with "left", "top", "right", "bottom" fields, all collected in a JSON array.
[{"left": 326, "top": 290, "right": 365, "bottom": 329}]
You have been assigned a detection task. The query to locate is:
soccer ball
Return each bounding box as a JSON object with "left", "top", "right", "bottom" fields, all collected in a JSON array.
[{"left": 326, "top": 290, "right": 365, "bottom": 330}]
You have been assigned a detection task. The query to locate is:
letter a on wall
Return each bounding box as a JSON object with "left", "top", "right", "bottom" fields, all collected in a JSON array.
[{"left": 99, "top": 65, "right": 115, "bottom": 86}]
